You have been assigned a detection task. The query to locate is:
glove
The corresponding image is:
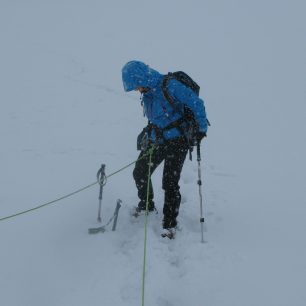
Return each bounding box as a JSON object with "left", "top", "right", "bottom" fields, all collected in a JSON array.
[
  {"left": 137, "top": 128, "right": 149, "bottom": 151},
  {"left": 195, "top": 131, "right": 206, "bottom": 144}
]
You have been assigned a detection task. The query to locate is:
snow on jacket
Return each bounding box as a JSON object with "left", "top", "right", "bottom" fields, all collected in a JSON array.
[{"left": 122, "top": 60, "right": 208, "bottom": 143}]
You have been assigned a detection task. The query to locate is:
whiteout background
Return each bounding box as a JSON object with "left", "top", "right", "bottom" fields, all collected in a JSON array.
[{"left": 0, "top": 1, "right": 305, "bottom": 306}]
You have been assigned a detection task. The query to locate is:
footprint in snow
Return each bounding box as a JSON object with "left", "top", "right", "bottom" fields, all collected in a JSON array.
[{"left": 156, "top": 296, "right": 174, "bottom": 306}]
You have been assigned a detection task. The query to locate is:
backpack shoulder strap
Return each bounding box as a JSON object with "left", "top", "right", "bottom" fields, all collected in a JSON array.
[{"left": 162, "top": 73, "right": 175, "bottom": 107}]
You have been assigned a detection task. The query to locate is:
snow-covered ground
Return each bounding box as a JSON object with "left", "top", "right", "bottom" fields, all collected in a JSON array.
[{"left": 1, "top": 1, "right": 305, "bottom": 305}]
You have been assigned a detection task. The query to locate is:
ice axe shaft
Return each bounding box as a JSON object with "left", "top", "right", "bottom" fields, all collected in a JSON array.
[{"left": 112, "top": 199, "right": 122, "bottom": 231}]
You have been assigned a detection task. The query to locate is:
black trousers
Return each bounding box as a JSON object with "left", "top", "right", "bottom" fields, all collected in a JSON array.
[{"left": 133, "top": 137, "right": 189, "bottom": 228}]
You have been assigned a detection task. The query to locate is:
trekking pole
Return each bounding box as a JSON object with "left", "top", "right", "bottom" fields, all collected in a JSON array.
[
  {"left": 96, "top": 164, "right": 106, "bottom": 223},
  {"left": 196, "top": 142, "right": 205, "bottom": 243}
]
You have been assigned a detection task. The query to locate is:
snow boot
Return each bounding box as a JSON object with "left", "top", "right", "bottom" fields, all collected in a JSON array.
[
  {"left": 161, "top": 227, "right": 176, "bottom": 239},
  {"left": 131, "top": 203, "right": 157, "bottom": 218}
]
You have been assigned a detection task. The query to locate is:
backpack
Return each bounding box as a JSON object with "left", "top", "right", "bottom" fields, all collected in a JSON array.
[
  {"left": 162, "top": 71, "right": 200, "bottom": 98},
  {"left": 161, "top": 71, "right": 204, "bottom": 123},
  {"left": 162, "top": 70, "right": 209, "bottom": 129},
  {"left": 161, "top": 71, "right": 210, "bottom": 159}
]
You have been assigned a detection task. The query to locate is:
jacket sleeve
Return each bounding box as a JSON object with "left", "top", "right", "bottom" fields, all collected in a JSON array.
[{"left": 168, "top": 79, "right": 208, "bottom": 133}]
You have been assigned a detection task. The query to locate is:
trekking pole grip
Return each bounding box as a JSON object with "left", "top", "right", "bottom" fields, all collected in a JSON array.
[
  {"left": 97, "top": 164, "right": 106, "bottom": 186},
  {"left": 96, "top": 164, "right": 106, "bottom": 223},
  {"left": 197, "top": 142, "right": 201, "bottom": 162}
]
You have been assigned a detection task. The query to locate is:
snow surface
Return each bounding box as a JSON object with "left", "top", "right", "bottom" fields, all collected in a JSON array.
[{"left": 1, "top": 1, "right": 306, "bottom": 305}]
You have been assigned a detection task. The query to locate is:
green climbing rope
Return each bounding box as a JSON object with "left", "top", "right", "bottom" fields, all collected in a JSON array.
[
  {"left": 0, "top": 147, "right": 157, "bottom": 222},
  {"left": 141, "top": 145, "right": 154, "bottom": 306}
]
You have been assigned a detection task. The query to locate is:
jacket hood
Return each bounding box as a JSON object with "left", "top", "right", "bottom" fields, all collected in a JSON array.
[{"left": 122, "top": 61, "right": 162, "bottom": 92}]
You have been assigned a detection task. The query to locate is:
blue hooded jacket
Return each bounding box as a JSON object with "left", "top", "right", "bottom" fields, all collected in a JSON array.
[{"left": 122, "top": 60, "right": 208, "bottom": 143}]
